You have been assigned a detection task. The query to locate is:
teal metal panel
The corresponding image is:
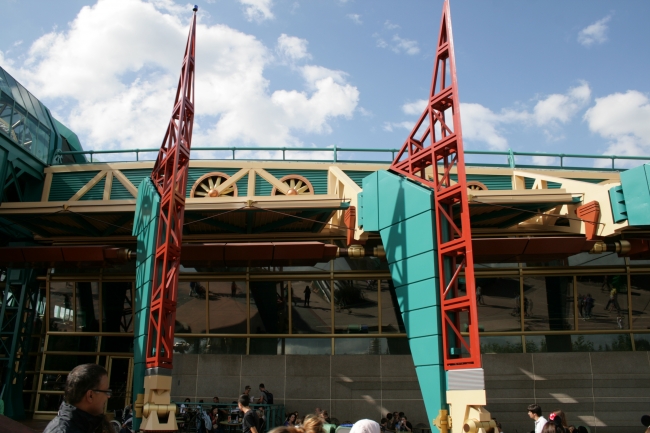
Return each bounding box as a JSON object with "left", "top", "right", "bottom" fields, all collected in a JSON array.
[
  {"left": 120, "top": 169, "right": 151, "bottom": 195},
  {"left": 377, "top": 170, "right": 434, "bottom": 230},
  {"left": 394, "top": 278, "right": 439, "bottom": 313},
  {"left": 388, "top": 249, "right": 438, "bottom": 289},
  {"left": 79, "top": 177, "right": 105, "bottom": 201},
  {"left": 402, "top": 306, "right": 441, "bottom": 339},
  {"left": 343, "top": 170, "right": 375, "bottom": 187},
  {"left": 132, "top": 178, "right": 160, "bottom": 432},
  {"left": 380, "top": 210, "right": 435, "bottom": 264},
  {"left": 451, "top": 174, "right": 512, "bottom": 190},
  {"left": 415, "top": 365, "right": 446, "bottom": 425},
  {"left": 49, "top": 171, "right": 101, "bottom": 201},
  {"left": 409, "top": 335, "right": 443, "bottom": 366},
  {"left": 620, "top": 164, "right": 650, "bottom": 226},
  {"left": 523, "top": 178, "right": 562, "bottom": 189},
  {"left": 360, "top": 171, "right": 379, "bottom": 232},
  {"left": 608, "top": 185, "right": 628, "bottom": 223},
  {"left": 110, "top": 179, "right": 133, "bottom": 200},
  {"left": 264, "top": 169, "right": 328, "bottom": 195}
]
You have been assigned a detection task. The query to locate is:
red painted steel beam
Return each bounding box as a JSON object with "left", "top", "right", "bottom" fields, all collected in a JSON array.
[
  {"left": 389, "top": 0, "right": 480, "bottom": 370},
  {"left": 146, "top": 7, "right": 197, "bottom": 370}
]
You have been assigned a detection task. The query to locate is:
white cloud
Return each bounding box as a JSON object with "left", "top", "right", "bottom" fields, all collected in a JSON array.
[
  {"left": 238, "top": 0, "right": 274, "bottom": 22},
  {"left": 578, "top": 15, "right": 611, "bottom": 46},
  {"left": 460, "top": 103, "right": 510, "bottom": 150},
  {"left": 346, "top": 14, "right": 362, "bottom": 25},
  {"left": 584, "top": 90, "right": 650, "bottom": 157},
  {"left": 402, "top": 99, "right": 427, "bottom": 116},
  {"left": 384, "top": 20, "right": 400, "bottom": 30},
  {"left": 391, "top": 35, "right": 419, "bottom": 55},
  {"left": 382, "top": 121, "right": 413, "bottom": 133},
  {"left": 276, "top": 34, "right": 311, "bottom": 61},
  {"left": 4, "top": 0, "right": 358, "bottom": 152},
  {"left": 533, "top": 82, "right": 591, "bottom": 126}
]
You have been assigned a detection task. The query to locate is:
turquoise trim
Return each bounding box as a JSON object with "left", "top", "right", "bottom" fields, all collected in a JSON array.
[
  {"left": 619, "top": 163, "right": 650, "bottom": 226},
  {"left": 608, "top": 185, "right": 627, "bottom": 223}
]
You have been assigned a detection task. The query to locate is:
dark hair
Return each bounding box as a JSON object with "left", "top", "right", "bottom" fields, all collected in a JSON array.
[
  {"left": 386, "top": 413, "right": 393, "bottom": 421},
  {"left": 260, "top": 383, "right": 265, "bottom": 388},
  {"left": 185, "top": 398, "right": 191, "bottom": 402},
  {"left": 239, "top": 394, "right": 251, "bottom": 407},
  {"left": 542, "top": 423, "right": 563, "bottom": 433},
  {"left": 527, "top": 403, "right": 542, "bottom": 417},
  {"left": 381, "top": 418, "right": 387, "bottom": 424},
  {"left": 64, "top": 364, "right": 108, "bottom": 405},
  {"left": 398, "top": 412, "right": 404, "bottom": 418}
]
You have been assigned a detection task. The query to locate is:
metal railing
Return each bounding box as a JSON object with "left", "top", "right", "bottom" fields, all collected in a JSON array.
[{"left": 52, "top": 146, "right": 650, "bottom": 171}]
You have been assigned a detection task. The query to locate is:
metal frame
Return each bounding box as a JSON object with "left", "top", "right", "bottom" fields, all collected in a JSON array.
[
  {"left": 389, "top": 0, "right": 480, "bottom": 370},
  {"left": 146, "top": 8, "right": 197, "bottom": 370}
]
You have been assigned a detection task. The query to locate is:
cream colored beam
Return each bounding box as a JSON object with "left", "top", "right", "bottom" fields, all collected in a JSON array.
[
  {"left": 103, "top": 171, "right": 113, "bottom": 201},
  {"left": 247, "top": 169, "right": 256, "bottom": 196},
  {"left": 41, "top": 173, "right": 53, "bottom": 202},
  {"left": 69, "top": 170, "right": 107, "bottom": 202},
  {"left": 254, "top": 168, "right": 290, "bottom": 194},
  {"left": 215, "top": 168, "right": 249, "bottom": 195},
  {"left": 112, "top": 170, "right": 138, "bottom": 198}
]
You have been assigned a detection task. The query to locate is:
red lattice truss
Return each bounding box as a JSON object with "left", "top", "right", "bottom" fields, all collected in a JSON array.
[
  {"left": 389, "top": 0, "right": 481, "bottom": 370},
  {"left": 146, "top": 8, "right": 197, "bottom": 370}
]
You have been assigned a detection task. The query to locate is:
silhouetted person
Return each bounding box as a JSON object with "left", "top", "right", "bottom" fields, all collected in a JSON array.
[{"left": 303, "top": 286, "right": 311, "bottom": 307}]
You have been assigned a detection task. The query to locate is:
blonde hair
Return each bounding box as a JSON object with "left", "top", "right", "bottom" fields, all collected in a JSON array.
[{"left": 270, "top": 417, "right": 323, "bottom": 433}]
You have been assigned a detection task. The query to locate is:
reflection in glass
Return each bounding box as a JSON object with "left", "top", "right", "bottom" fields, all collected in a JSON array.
[
  {"left": 334, "top": 280, "right": 378, "bottom": 334},
  {"left": 102, "top": 282, "right": 133, "bottom": 333},
  {"left": 250, "top": 338, "right": 280, "bottom": 354},
  {"left": 570, "top": 334, "right": 631, "bottom": 352},
  {"left": 49, "top": 282, "right": 74, "bottom": 332},
  {"left": 173, "top": 337, "right": 246, "bottom": 355},
  {"left": 577, "top": 275, "right": 628, "bottom": 331},
  {"left": 525, "top": 335, "right": 547, "bottom": 353},
  {"left": 47, "top": 335, "right": 97, "bottom": 353},
  {"left": 335, "top": 337, "right": 386, "bottom": 354},
  {"left": 634, "top": 334, "right": 650, "bottom": 351},
  {"left": 523, "top": 276, "right": 574, "bottom": 331},
  {"left": 76, "top": 282, "right": 99, "bottom": 332},
  {"left": 38, "top": 392, "right": 64, "bottom": 412},
  {"left": 250, "top": 281, "right": 289, "bottom": 334},
  {"left": 475, "top": 277, "right": 521, "bottom": 332},
  {"left": 380, "top": 280, "right": 405, "bottom": 333},
  {"left": 291, "top": 281, "right": 331, "bottom": 334},
  {"left": 630, "top": 274, "right": 650, "bottom": 330},
  {"left": 175, "top": 281, "right": 207, "bottom": 334},
  {"left": 101, "top": 337, "right": 133, "bottom": 353},
  {"left": 479, "top": 336, "right": 523, "bottom": 354},
  {"left": 44, "top": 354, "right": 97, "bottom": 371},
  {"left": 283, "top": 338, "right": 331, "bottom": 355},
  {"left": 208, "top": 281, "right": 246, "bottom": 334}
]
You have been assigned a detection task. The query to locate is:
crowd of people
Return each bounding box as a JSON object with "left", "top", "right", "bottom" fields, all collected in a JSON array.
[{"left": 527, "top": 404, "right": 591, "bottom": 433}]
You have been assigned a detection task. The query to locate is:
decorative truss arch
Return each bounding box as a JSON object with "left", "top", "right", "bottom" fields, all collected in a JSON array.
[
  {"left": 271, "top": 174, "right": 314, "bottom": 196},
  {"left": 190, "top": 172, "right": 238, "bottom": 198},
  {"left": 467, "top": 181, "right": 488, "bottom": 191}
]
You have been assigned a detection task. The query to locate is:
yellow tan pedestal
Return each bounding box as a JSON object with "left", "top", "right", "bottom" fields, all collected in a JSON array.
[
  {"left": 140, "top": 374, "right": 178, "bottom": 432},
  {"left": 445, "top": 389, "right": 494, "bottom": 433}
]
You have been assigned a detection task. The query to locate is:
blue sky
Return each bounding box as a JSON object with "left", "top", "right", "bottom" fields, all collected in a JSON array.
[{"left": 1, "top": 0, "right": 649, "bottom": 167}]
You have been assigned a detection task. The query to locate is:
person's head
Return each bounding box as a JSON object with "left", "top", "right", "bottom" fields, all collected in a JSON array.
[
  {"left": 393, "top": 412, "right": 398, "bottom": 419},
  {"left": 401, "top": 416, "right": 407, "bottom": 422},
  {"left": 64, "top": 363, "right": 110, "bottom": 416},
  {"left": 244, "top": 385, "right": 251, "bottom": 395},
  {"left": 380, "top": 418, "right": 387, "bottom": 427},
  {"left": 185, "top": 398, "right": 191, "bottom": 402},
  {"left": 527, "top": 403, "right": 542, "bottom": 419},
  {"left": 542, "top": 423, "right": 563, "bottom": 433},
  {"left": 315, "top": 407, "right": 322, "bottom": 415},
  {"left": 386, "top": 413, "right": 393, "bottom": 421},
  {"left": 567, "top": 426, "right": 575, "bottom": 433},
  {"left": 322, "top": 411, "right": 329, "bottom": 418},
  {"left": 398, "top": 412, "right": 404, "bottom": 418},
  {"left": 302, "top": 414, "right": 324, "bottom": 433},
  {"left": 238, "top": 394, "right": 251, "bottom": 410},
  {"left": 551, "top": 410, "right": 567, "bottom": 427},
  {"left": 287, "top": 413, "right": 297, "bottom": 423},
  {"left": 213, "top": 396, "right": 219, "bottom": 403},
  {"left": 212, "top": 407, "right": 219, "bottom": 415},
  {"left": 259, "top": 383, "right": 266, "bottom": 391}
]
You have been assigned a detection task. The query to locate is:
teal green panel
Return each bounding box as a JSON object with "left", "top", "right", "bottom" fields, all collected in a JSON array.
[
  {"left": 415, "top": 365, "right": 447, "bottom": 429},
  {"left": 79, "top": 177, "right": 105, "bottom": 201},
  {"left": 343, "top": 170, "right": 375, "bottom": 187},
  {"left": 450, "top": 174, "right": 512, "bottom": 191},
  {"left": 620, "top": 164, "right": 650, "bottom": 226},
  {"left": 377, "top": 170, "right": 434, "bottom": 230},
  {"left": 522, "top": 178, "right": 562, "bottom": 190},
  {"left": 184, "top": 167, "right": 248, "bottom": 197},
  {"left": 388, "top": 249, "right": 438, "bottom": 289},
  {"left": 52, "top": 118, "right": 84, "bottom": 153},
  {"left": 394, "top": 278, "right": 439, "bottom": 313},
  {"left": 409, "top": 335, "right": 443, "bottom": 366},
  {"left": 264, "top": 169, "right": 328, "bottom": 195},
  {"left": 402, "top": 306, "right": 440, "bottom": 339},
  {"left": 360, "top": 171, "right": 379, "bottom": 232},
  {"left": 380, "top": 210, "right": 435, "bottom": 264},
  {"left": 121, "top": 169, "right": 153, "bottom": 196},
  {"left": 524, "top": 178, "right": 534, "bottom": 189},
  {"left": 608, "top": 185, "right": 627, "bottom": 223},
  {"left": 548, "top": 181, "right": 562, "bottom": 189},
  {"left": 133, "top": 335, "right": 146, "bottom": 360},
  {"left": 110, "top": 179, "right": 133, "bottom": 200},
  {"left": 255, "top": 174, "right": 274, "bottom": 196},
  {"left": 49, "top": 171, "right": 101, "bottom": 201}
]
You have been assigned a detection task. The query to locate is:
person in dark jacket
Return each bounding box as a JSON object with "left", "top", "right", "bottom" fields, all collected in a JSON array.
[{"left": 44, "top": 363, "right": 112, "bottom": 433}]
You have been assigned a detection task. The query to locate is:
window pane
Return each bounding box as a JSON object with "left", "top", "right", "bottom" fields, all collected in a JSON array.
[
  {"left": 283, "top": 338, "right": 331, "bottom": 355},
  {"left": 174, "top": 337, "right": 246, "bottom": 355},
  {"left": 380, "top": 280, "right": 405, "bottom": 333},
  {"left": 571, "top": 334, "right": 632, "bottom": 352},
  {"left": 334, "top": 337, "right": 403, "bottom": 355},
  {"left": 334, "top": 280, "right": 377, "bottom": 334},
  {"left": 291, "top": 281, "right": 331, "bottom": 334},
  {"left": 49, "top": 282, "right": 74, "bottom": 332},
  {"left": 76, "top": 282, "right": 99, "bottom": 332},
  {"left": 44, "top": 354, "right": 97, "bottom": 371},
  {"left": 523, "top": 276, "right": 574, "bottom": 331},
  {"left": 176, "top": 281, "right": 207, "bottom": 334},
  {"left": 41, "top": 374, "right": 67, "bottom": 391},
  {"left": 250, "top": 281, "right": 289, "bottom": 334},
  {"left": 38, "top": 393, "right": 64, "bottom": 412},
  {"left": 577, "top": 275, "right": 628, "bottom": 330},
  {"left": 480, "top": 336, "right": 523, "bottom": 354},
  {"left": 209, "top": 281, "right": 246, "bottom": 334},
  {"left": 476, "top": 277, "right": 521, "bottom": 332},
  {"left": 101, "top": 337, "right": 134, "bottom": 353},
  {"left": 47, "top": 335, "right": 97, "bottom": 353},
  {"left": 630, "top": 274, "right": 650, "bottom": 330},
  {"left": 633, "top": 334, "right": 650, "bottom": 351},
  {"left": 102, "top": 282, "right": 133, "bottom": 333},
  {"left": 250, "top": 338, "right": 281, "bottom": 354},
  {"left": 525, "top": 335, "right": 547, "bottom": 353}
]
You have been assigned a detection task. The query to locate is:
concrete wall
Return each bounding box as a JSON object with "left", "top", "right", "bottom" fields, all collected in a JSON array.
[
  {"left": 171, "top": 355, "right": 428, "bottom": 425},
  {"left": 171, "top": 352, "right": 650, "bottom": 432}
]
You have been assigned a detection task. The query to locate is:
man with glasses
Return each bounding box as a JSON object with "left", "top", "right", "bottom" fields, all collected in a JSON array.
[{"left": 44, "top": 363, "right": 112, "bottom": 433}]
